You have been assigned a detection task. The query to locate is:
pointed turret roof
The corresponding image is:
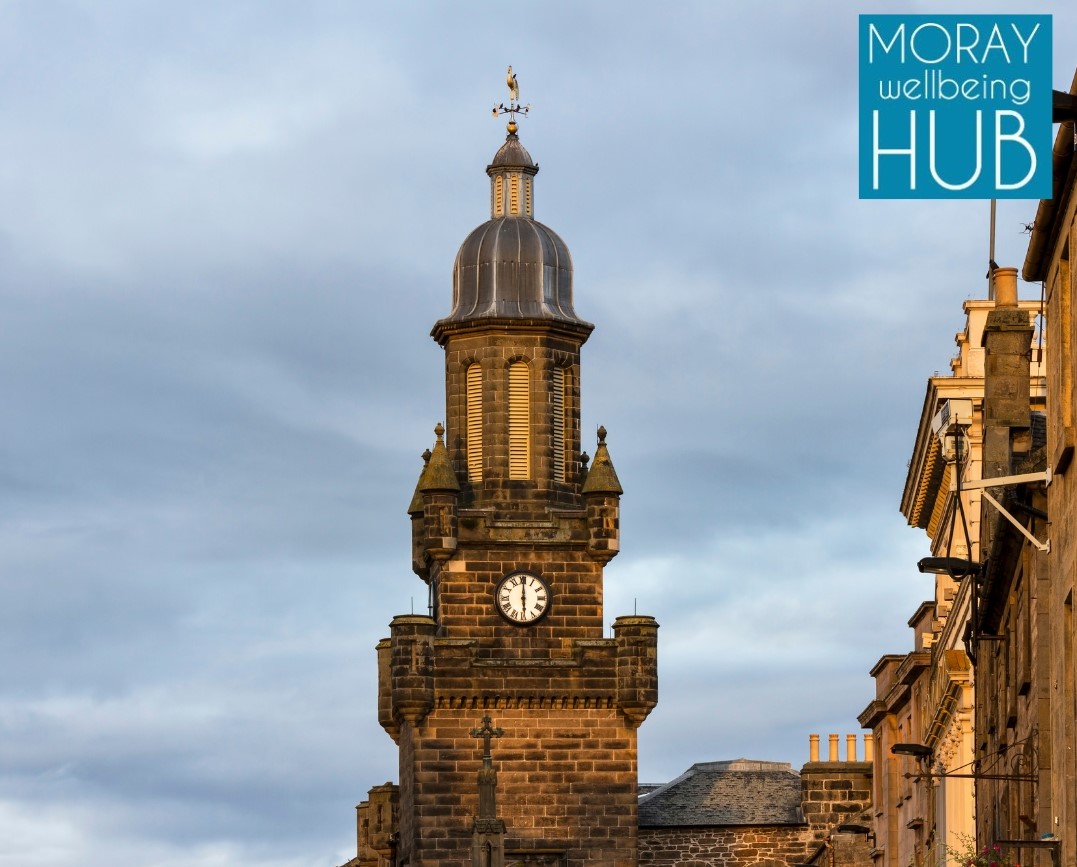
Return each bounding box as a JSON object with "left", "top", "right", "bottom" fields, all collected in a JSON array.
[
  {"left": 582, "top": 426, "right": 623, "bottom": 495},
  {"left": 419, "top": 424, "right": 460, "bottom": 493}
]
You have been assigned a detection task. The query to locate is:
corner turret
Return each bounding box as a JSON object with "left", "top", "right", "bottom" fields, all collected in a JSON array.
[
  {"left": 582, "top": 426, "right": 623, "bottom": 562},
  {"left": 419, "top": 423, "right": 460, "bottom": 562}
]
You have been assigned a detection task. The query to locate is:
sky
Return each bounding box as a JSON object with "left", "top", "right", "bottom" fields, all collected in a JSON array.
[{"left": 2, "top": 2, "right": 1074, "bottom": 865}]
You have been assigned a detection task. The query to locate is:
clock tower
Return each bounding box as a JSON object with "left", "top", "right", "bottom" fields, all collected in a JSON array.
[{"left": 377, "top": 90, "right": 658, "bottom": 867}]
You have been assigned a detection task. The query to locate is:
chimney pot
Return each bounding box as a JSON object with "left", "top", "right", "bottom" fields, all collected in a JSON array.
[{"left": 993, "top": 266, "right": 1019, "bottom": 307}]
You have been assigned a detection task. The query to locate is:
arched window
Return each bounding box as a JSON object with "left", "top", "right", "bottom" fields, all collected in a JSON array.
[
  {"left": 466, "top": 363, "right": 483, "bottom": 482},
  {"left": 562, "top": 368, "right": 574, "bottom": 480},
  {"left": 493, "top": 176, "right": 504, "bottom": 217},
  {"left": 551, "top": 367, "right": 565, "bottom": 483},
  {"left": 508, "top": 361, "right": 530, "bottom": 480},
  {"left": 509, "top": 175, "right": 520, "bottom": 215}
]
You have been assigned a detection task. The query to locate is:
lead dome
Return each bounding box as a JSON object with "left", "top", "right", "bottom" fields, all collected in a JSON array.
[{"left": 435, "top": 131, "right": 591, "bottom": 331}]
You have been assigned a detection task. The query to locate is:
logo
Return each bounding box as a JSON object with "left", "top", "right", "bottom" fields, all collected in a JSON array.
[{"left": 859, "top": 15, "right": 1052, "bottom": 199}]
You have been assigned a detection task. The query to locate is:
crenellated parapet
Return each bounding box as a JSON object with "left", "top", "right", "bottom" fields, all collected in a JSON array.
[{"left": 377, "top": 625, "right": 658, "bottom": 727}]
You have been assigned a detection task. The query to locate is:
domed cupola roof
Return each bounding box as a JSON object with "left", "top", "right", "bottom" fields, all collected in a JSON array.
[
  {"left": 488, "top": 133, "right": 536, "bottom": 170},
  {"left": 433, "top": 128, "right": 593, "bottom": 338}
]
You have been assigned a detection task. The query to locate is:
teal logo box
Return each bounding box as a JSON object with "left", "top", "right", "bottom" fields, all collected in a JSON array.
[{"left": 859, "top": 15, "right": 1052, "bottom": 199}]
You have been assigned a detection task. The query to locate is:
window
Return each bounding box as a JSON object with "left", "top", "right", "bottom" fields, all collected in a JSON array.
[
  {"left": 508, "top": 362, "right": 530, "bottom": 479},
  {"left": 551, "top": 367, "right": 565, "bottom": 483},
  {"left": 466, "top": 363, "right": 483, "bottom": 482}
]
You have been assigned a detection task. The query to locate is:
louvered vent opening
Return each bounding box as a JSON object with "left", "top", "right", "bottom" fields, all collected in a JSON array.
[
  {"left": 466, "top": 363, "right": 483, "bottom": 483},
  {"left": 525, "top": 177, "right": 533, "bottom": 217},
  {"left": 562, "top": 368, "right": 574, "bottom": 480},
  {"left": 509, "top": 361, "right": 530, "bottom": 480},
  {"left": 552, "top": 367, "right": 565, "bottom": 483},
  {"left": 494, "top": 176, "right": 504, "bottom": 217},
  {"left": 509, "top": 175, "right": 520, "bottom": 215}
]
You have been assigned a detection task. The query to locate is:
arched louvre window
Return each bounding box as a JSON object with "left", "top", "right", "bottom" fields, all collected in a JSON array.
[
  {"left": 508, "top": 361, "right": 530, "bottom": 480},
  {"left": 466, "top": 363, "right": 483, "bottom": 482},
  {"left": 562, "top": 368, "right": 573, "bottom": 481},
  {"left": 551, "top": 367, "right": 565, "bottom": 483},
  {"left": 509, "top": 175, "right": 520, "bottom": 215},
  {"left": 494, "top": 175, "right": 504, "bottom": 217}
]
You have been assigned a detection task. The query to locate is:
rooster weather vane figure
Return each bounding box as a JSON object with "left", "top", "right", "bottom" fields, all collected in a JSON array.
[{"left": 492, "top": 65, "right": 530, "bottom": 131}]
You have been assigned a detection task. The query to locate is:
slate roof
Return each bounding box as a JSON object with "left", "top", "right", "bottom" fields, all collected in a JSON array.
[{"left": 637, "top": 759, "right": 806, "bottom": 828}]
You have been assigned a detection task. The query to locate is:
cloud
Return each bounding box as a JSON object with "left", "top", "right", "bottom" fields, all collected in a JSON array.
[{"left": 2, "top": 1, "right": 1072, "bottom": 864}]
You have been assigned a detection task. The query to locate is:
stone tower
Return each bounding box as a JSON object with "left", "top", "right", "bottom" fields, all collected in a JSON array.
[{"left": 376, "top": 110, "right": 659, "bottom": 867}]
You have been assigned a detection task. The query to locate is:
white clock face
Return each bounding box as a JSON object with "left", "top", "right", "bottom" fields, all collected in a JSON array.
[{"left": 495, "top": 572, "right": 550, "bottom": 625}]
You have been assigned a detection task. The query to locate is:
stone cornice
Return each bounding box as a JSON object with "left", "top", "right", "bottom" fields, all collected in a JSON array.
[{"left": 431, "top": 316, "right": 594, "bottom": 346}]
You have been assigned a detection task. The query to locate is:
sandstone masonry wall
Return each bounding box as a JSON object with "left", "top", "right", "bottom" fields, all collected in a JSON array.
[{"left": 399, "top": 705, "right": 640, "bottom": 867}]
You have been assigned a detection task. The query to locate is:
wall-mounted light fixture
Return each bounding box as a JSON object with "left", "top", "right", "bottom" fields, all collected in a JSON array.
[
  {"left": 916, "top": 556, "right": 998, "bottom": 664},
  {"left": 889, "top": 742, "right": 1036, "bottom": 782},
  {"left": 891, "top": 743, "right": 933, "bottom": 758}
]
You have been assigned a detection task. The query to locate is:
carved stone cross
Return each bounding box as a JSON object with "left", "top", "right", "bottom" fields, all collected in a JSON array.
[
  {"left": 470, "top": 715, "right": 505, "bottom": 822},
  {"left": 471, "top": 715, "right": 505, "bottom": 766}
]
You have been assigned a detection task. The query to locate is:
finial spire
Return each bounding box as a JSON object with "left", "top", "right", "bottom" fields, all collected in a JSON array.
[{"left": 491, "top": 65, "right": 530, "bottom": 134}]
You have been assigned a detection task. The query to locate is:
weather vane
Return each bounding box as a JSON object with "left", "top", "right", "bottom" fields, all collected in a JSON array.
[{"left": 492, "top": 65, "right": 530, "bottom": 133}]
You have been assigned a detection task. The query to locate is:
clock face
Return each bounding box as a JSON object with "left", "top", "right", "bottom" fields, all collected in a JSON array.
[{"left": 495, "top": 571, "right": 551, "bottom": 625}]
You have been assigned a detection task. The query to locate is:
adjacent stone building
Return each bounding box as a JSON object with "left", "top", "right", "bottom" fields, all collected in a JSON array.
[
  {"left": 971, "top": 267, "right": 1051, "bottom": 864},
  {"left": 1014, "top": 66, "right": 1077, "bottom": 867},
  {"left": 862, "top": 286, "right": 1046, "bottom": 867},
  {"left": 862, "top": 72, "right": 1077, "bottom": 867},
  {"left": 638, "top": 748, "right": 873, "bottom": 867}
]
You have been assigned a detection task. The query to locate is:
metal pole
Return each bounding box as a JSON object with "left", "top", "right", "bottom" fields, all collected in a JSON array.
[{"left": 989, "top": 199, "right": 997, "bottom": 300}]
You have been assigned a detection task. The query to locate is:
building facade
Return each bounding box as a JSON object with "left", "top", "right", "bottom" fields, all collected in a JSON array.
[
  {"left": 637, "top": 744, "right": 873, "bottom": 867},
  {"left": 862, "top": 280, "right": 1046, "bottom": 867},
  {"left": 1017, "top": 67, "right": 1077, "bottom": 867},
  {"left": 972, "top": 269, "right": 1051, "bottom": 866}
]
